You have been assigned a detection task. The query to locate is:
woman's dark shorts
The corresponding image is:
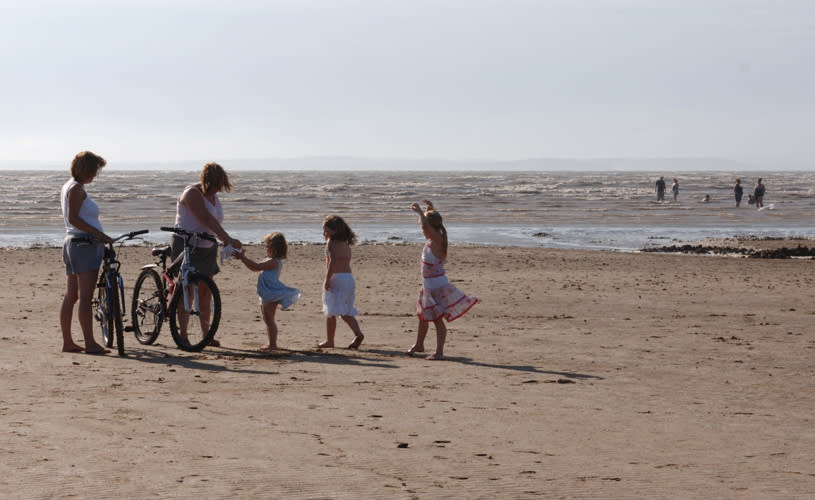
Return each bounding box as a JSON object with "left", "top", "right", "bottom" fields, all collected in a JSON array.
[{"left": 171, "top": 234, "right": 219, "bottom": 277}]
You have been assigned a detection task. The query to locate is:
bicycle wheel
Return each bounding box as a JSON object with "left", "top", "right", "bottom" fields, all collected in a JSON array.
[
  {"left": 132, "top": 268, "right": 164, "bottom": 345},
  {"left": 168, "top": 273, "right": 221, "bottom": 352},
  {"left": 111, "top": 275, "right": 125, "bottom": 356},
  {"left": 95, "top": 284, "right": 114, "bottom": 348}
]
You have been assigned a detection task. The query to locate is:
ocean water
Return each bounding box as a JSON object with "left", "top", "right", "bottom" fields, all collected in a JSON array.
[{"left": 2, "top": 170, "right": 814, "bottom": 251}]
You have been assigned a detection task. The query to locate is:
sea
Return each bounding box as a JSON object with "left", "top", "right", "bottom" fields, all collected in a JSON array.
[{"left": 2, "top": 170, "right": 814, "bottom": 251}]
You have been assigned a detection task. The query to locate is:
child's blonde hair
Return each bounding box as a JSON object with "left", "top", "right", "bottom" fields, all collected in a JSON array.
[
  {"left": 263, "top": 232, "right": 288, "bottom": 259},
  {"left": 425, "top": 209, "right": 448, "bottom": 260},
  {"left": 323, "top": 215, "right": 357, "bottom": 245}
]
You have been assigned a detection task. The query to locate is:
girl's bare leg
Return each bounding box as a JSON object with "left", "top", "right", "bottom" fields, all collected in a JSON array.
[
  {"left": 427, "top": 318, "right": 447, "bottom": 360},
  {"left": 407, "top": 319, "right": 429, "bottom": 356},
  {"left": 260, "top": 302, "right": 278, "bottom": 350},
  {"left": 318, "top": 316, "right": 337, "bottom": 347},
  {"left": 342, "top": 315, "right": 364, "bottom": 349}
]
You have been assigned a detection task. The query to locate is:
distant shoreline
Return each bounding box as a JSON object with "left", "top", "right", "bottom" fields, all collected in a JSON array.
[
  {"left": 7, "top": 235, "right": 815, "bottom": 256},
  {"left": 0, "top": 156, "right": 809, "bottom": 172}
]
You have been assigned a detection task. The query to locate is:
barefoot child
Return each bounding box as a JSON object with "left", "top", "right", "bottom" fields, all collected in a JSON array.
[
  {"left": 408, "top": 200, "right": 477, "bottom": 360},
  {"left": 234, "top": 232, "right": 301, "bottom": 351},
  {"left": 318, "top": 215, "right": 365, "bottom": 349}
]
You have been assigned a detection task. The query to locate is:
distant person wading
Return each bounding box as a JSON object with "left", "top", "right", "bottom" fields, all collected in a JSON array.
[
  {"left": 655, "top": 176, "right": 666, "bottom": 202},
  {"left": 734, "top": 179, "right": 743, "bottom": 207},
  {"left": 754, "top": 178, "right": 766, "bottom": 209}
]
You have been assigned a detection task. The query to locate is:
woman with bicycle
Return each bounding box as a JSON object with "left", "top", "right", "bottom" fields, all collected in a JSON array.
[
  {"left": 171, "top": 162, "right": 242, "bottom": 346},
  {"left": 59, "top": 151, "right": 114, "bottom": 354}
]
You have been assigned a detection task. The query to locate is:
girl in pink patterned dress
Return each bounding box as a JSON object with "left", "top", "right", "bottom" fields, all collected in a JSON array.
[{"left": 407, "top": 200, "right": 478, "bottom": 360}]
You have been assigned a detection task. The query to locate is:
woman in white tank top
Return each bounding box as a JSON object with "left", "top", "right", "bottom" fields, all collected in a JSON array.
[
  {"left": 171, "top": 162, "right": 242, "bottom": 272},
  {"left": 59, "top": 151, "right": 113, "bottom": 355},
  {"left": 171, "top": 163, "right": 242, "bottom": 347}
]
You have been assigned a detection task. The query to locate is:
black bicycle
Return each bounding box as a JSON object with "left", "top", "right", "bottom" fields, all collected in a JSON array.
[
  {"left": 130, "top": 227, "right": 221, "bottom": 352},
  {"left": 92, "top": 229, "right": 150, "bottom": 356}
]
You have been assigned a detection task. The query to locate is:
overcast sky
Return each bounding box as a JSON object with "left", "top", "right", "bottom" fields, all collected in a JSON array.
[{"left": 1, "top": 0, "right": 812, "bottom": 167}]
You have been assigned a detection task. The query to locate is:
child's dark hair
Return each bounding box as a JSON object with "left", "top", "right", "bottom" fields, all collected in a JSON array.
[
  {"left": 263, "top": 232, "right": 288, "bottom": 259},
  {"left": 323, "top": 215, "right": 357, "bottom": 245},
  {"left": 425, "top": 209, "right": 448, "bottom": 260}
]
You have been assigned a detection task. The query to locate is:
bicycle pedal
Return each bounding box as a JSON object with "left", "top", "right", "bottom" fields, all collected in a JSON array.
[{"left": 124, "top": 326, "right": 134, "bottom": 332}]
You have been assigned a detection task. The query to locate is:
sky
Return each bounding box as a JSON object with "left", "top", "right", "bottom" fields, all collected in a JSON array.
[{"left": 1, "top": 0, "right": 813, "bottom": 168}]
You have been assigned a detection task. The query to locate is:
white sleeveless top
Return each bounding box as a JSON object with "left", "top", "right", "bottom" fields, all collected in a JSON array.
[
  {"left": 61, "top": 179, "right": 103, "bottom": 236},
  {"left": 174, "top": 185, "right": 223, "bottom": 248},
  {"left": 421, "top": 242, "right": 449, "bottom": 290}
]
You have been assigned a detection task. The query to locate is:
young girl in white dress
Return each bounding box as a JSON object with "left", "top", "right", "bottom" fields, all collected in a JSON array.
[
  {"left": 318, "top": 215, "right": 365, "bottom": 349},
  {"left": 235, "top": 232, "right": 301, "bottom": 351},
  {"left": 408, "top": 200, "right": 477, "bottom": 360}
]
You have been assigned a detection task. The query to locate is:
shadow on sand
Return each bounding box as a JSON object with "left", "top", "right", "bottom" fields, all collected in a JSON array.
[
  {"left": 118, "top": 344, "right": 601, "bottom": 380},
  {"left": 120, "top": 344, "right": 399, "bottom": 373},
  {"left": 360, "top": 348, "right": 604, "bottom": 380}
]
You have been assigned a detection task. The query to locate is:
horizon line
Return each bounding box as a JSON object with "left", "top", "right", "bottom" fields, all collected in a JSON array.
[{"left": 0, "top": 156, "right": 808, "bottom": 171}]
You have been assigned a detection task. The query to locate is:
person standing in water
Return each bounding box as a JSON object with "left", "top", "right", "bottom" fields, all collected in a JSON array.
[
  {"left": 734, "top": 179, "right": 743, "bottom": 207},
  {"left": 754, "top": 178, "right": 766, "bottom": 209},
  {"left": 654, "top": 176, "right": 666, "bottom": 202}
]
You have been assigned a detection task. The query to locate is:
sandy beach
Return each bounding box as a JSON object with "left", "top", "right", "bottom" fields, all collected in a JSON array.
[{"left": 2, "top": 241, "right": 814, "bottom": 499}]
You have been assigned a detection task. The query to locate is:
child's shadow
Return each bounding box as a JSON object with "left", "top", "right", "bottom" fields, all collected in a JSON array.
[
  {"left": 364, "top": 348, "right": 603, "bottom": 381},
  {"left": 217, "top": 346, "right": 400, "bottom": 369}
]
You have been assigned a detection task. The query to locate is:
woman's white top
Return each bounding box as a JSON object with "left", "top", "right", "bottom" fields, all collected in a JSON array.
[
  {"left": 174, "top": 185, "right": 223, "bottom": 247},
  {"left": 61, "top": 179, "right": 103, "bottom": 236}
]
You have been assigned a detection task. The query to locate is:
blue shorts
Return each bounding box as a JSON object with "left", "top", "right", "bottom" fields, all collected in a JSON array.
[{"left": 63, "top": 236, "right": 104, "bottom": 275}]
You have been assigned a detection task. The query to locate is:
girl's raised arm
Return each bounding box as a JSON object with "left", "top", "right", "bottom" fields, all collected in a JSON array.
[
  {"left": 411, "top": 202, "right": 427, "bottom": 226},
  {"left": 411, "top": 201, "right": 444, "bottom": 247},
  {"left": 236, "top": 250, "right": 279, "bottom": 272}
]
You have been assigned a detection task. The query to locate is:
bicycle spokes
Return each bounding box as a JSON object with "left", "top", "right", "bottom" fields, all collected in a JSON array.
[
  {"left": 131, "top": 268, "right": 164, "bottom": 345},
  {"left": 168, "top": 274, "right": 220, "bottom": 352}
]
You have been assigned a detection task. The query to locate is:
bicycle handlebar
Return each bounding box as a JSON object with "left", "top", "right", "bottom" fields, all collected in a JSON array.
[
  {"left": 111, "top": 229, "right": 150, "bottom": 243},
  {"left": 160, "top": 226, "right": 217, "bottom": 243}
]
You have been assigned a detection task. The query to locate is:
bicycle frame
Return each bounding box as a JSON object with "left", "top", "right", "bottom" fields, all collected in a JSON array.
[
  {"left": 95, "top": 230, "right": 149, "bottom": 356},
  {"left": 99, "top": 247, "right": 125, "bottom": 317},
  {"left": 179, "top": 233, "right": 205, "bottom": 317},
  {"left": 137, "top": 251, "right": 175, "bottom": 320},
  {"left": 161, "top": 227, "right": 213, "bottom": 316},
  {"left": 133, "top": 227, "right": 221, "bottom": 351}
]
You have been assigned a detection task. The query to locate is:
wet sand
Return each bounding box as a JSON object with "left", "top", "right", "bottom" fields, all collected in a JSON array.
[{"left": 1, "top": 242, "right": 814, "bottom": 499}]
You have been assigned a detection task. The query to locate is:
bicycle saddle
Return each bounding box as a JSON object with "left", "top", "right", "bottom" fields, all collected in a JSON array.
[{"left": 151, "top": 246, "right": 172, "bottom": 257}]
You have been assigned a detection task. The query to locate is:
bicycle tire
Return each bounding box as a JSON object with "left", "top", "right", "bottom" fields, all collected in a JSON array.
[
  {"left": 96, "top": 284, "right": 115, "bottom": 348},
  {"left": 168, "top": 273, "right": 221, "bottom": 352},
  {"left": 131, "top": 269, "right": 164, "bottom": 345},
  {"left": 111, "top": 275, "right": 125, "bottom": 356}
]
